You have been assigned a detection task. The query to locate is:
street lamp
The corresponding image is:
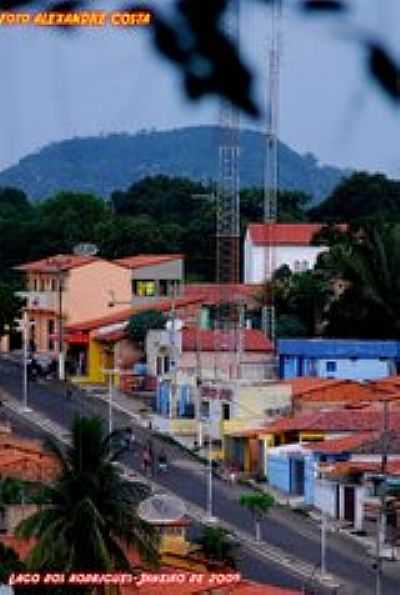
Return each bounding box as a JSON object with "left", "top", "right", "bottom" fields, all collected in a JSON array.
[
  {"left": 21, "top": 309, "right": 35, "bottom": 413},
  {"left": 203, "top": 416, "right": 217, "bottom": 524}
]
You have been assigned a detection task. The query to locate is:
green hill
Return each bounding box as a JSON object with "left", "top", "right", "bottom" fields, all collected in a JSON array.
[{"left": 0, "top": 126, "right": 348, "bottom": 202}]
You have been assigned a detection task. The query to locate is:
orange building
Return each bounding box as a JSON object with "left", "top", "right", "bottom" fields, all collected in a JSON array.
[{"left": 13, "top": 254, "right": 133, "bottom": 363}]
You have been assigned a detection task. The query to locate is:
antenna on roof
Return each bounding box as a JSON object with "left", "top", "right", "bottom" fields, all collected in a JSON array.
[{"left": 73, "top": 243, "right": 98, "bottom": 257}]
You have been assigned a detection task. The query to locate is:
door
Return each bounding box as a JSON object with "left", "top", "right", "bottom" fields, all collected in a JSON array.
[{"left": 344, "top": 486, "right": 355, "bottom": 523}]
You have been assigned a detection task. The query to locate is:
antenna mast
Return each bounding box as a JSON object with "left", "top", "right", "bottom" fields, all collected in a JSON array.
[
  {"left": 215, "top": 0, "right": 241, "bottom": 380},
  {"left": 263, "top": 0, "right": 282, "bottom": 347}
]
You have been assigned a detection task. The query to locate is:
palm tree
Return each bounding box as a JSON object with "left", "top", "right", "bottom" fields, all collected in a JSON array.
[
  {"left": 323, "top": 223, "right": 400, "bottom": 339},
  {"left": 16, "top": 415, "right": 159, "bottom": 574},
  {"left": 240, "top": 492, "right": 274, "bottom": 542},
  {"left": 195, "top": 526, "right": 239, "bottom": 569}
]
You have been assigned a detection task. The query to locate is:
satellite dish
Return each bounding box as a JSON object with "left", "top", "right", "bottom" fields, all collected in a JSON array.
[
  {"left": 137, "top": 494, "right": 186, "bottom": 525},
  {"left": 73, "top": 243, "right": 98, "bottom": 256}
]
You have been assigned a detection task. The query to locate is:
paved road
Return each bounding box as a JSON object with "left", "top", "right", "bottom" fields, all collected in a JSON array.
[{"left": 1, "top": 359, "right": 399, "bottom": 594}]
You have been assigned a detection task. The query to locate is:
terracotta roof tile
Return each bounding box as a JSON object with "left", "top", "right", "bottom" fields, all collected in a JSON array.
[
  {"left": 261, "top": 408, "right": 400, "bottom": 435},
  {"left": 184, "top": 284, "right": 260, "bottom": 306},
  {"left": 324, "top": 459, "right": 400, "bottom": 478},
  {"left": 182, "top": 328, "right": 274, "bottom": 353},
  {"left": 306, "top": 432, "right": 378, "bottom": 454},
  {"left": 247, "top": 223, "right": 347, "bottom": 246},
  {"left": 284, "top": 377, "right": 400, "bottom": 404},
  {"left": 114, "top": 254, "right": 183, "bottom": 269},
  {"left": 67, "top": 295, "right": 204, "bottom": 333},
  {"left": 14, "top": 254, "right": 100, "bottom": 273},
  {"left": 0, "top": 536, "right": 37, "bottom": 560}
]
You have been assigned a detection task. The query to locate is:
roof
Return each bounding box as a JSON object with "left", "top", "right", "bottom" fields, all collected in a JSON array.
[
  {"left": 66, "top": 295, "right": 204, "bottom": 333},
  {"left": 324, "top": 459, "right": 400, "bottom": 478},
  {"left": 260, "top": 408, "right": 400, "bottom": 435},
  {"left": 278, "top": 339, "right": 400, "bottom": 358},
  {"left": 14, "top": 254, "right": 100, "bottom": 273},
  {"left": 184, "top": 284, "right": 261, "bottom": 306},
  {"left": 182, "top": 328, "right": 274, "bottom": 352},
  {"left": 306, "top": 432, "right": 379, "bottom": 454},
  {"left": 283, "top": 377, "right": 398, "bottom": 404},
  {"left": 247, "top": 223, "right": 335, "bottom": 246},
  {"left": 114, "top": 254, "right": 183, "bottom": 269},
  {"left": 0, "top": 536, "right": 37, "bottom": 561},
  {"left": 0, "top": 434, "right": 59, "bottom": 481}
]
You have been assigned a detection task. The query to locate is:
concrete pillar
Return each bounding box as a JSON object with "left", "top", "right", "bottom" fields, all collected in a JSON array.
[{"left": 339, "top": 485, "right": 345, "bottom": 520}]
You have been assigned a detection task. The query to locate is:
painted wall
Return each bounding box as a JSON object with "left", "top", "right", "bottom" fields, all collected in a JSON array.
[
  {"left": 179, "top": 351, "right": 274, "bottom": 382},
  {"left": 244, "top": 239, "right": 326, "bottom": 283},
  {"left": 267, "top": 454, "right": 291, "bottom": 493},
  {"left": 281, "top": 355, "right": 393, "bottom": 381},
  {"left": 314, "top": 479, "right": 337, "bottom": 517},
  {"left": 131, "top": 259, "right": 184, "bottom": 281},
  {"left": 64, "top": 260, "right": 132, "bottom": 325}
]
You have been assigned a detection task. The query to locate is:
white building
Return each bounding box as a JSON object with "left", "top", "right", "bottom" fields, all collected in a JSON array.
[{"left": 244, "top": 223, "right": 328, "bottom": 283}]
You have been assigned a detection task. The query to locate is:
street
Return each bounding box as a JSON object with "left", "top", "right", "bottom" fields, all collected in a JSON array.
[{"left": 1, "top": 359, "right": 400, "bottom": 594}]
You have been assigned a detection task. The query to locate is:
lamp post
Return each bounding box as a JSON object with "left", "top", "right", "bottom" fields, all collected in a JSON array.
[
  {"left": 204, "top": 416, "right": 217, "bottom": 523},
  {"left": 57, "top": 267, "right": 65, "bottom": 382},
  {"left": 21, "top": 309, "right": 32, "bottom": 413}
]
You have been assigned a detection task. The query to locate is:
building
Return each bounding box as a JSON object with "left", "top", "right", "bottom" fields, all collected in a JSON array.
[
  {"left": 114, "top": 254, "right": 184, "bottom": 304},
  {"left": 278, "top": 339, "right": 400, "bottom": 381},
  {"left": 14, "top": 254, "right": 133, "bottom": 358},
  {"left": 282, "top": 377, "right": 400, "bottom": 414},
  {"left": 244, "top": 223, "right": 333, "bottom": 283}
]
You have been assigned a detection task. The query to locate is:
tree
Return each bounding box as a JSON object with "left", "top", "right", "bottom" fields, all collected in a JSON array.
[
  {"left": 195, "top": 526, "right": 239, "bottom": 569},
  {"left": 0, "top": 282, "right": 23, "bottom": 337},
  {"left": 309, "top": 172, "right": 400, "bottom": 224},
  {"left": 322, "top": 223, "right": 400, "bottom": 339},
  {"left": 127, "top": 310, "right": 167, "bottom": 349},
  {"left": 240, "top": 492, "right": 274, "bottom": 542},
  {"left": 0, "top": 542, "right": 25, "bottom": 585},
  {"left": 16, "top": 416, "right": 158, "bottom": 573}
]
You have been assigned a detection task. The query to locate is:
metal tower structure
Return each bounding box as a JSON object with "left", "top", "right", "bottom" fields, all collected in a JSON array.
[
  {"left": 215, "top": 0, "right": 241, "bottom": 380},
  {"left": 263, "top": 0, "right": 282, "bottom": 347}
]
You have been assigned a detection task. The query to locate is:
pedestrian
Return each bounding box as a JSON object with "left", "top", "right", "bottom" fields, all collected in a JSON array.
[
  {"left": 66, "top": 383, "right": 73, "bottom": 400},
  {"left": 125, "top": 428, "right": 135, "bottom": 450},
  {"left": 158, "top": 449, "right": 168, "bottom": 472},
  {"left": 143, "top": 449, "right": 151, "bottom": 476}
]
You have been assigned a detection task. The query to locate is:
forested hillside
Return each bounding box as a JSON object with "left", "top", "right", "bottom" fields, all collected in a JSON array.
[{"left": 0, "top": 127, "right": 348, "bottom": 202}]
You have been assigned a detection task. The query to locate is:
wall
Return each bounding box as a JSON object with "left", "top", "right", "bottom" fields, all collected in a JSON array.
[
  {"left": 314, "top": 479, "right": 337, "bottom": 517},
  {"left": 180, "top": 351, "right": 275, "bottom": 383},
  {"left": 304, "top": 455, "right": 316, "bottom": 505},
  {"left": 65, "top": 260, "right": 132, "bottom": 325},
  {"left": 267, "top": 454, "right": 291, "bottom": 493},
  {"left": 281, "top": 355, "right": 393, "bottom": 381},
  {"left": 244, "top": 241, "right": 326, "bottom": 284},
  {"left": 131, "top": 259, "right": 184, "bottom": 281}
]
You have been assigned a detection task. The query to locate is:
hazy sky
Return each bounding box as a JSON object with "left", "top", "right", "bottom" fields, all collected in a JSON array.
[{"left": 0, "top": 0, "right": 399, "bottom": 176}]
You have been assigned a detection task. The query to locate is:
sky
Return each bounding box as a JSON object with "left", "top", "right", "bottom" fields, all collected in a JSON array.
[{"left": 0, "top": 0, "right": 399, "bottom": 176}]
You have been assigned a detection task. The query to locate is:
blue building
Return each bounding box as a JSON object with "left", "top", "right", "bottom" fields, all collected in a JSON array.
[{"left": 278, "top": 339, "right": 400, "bottom": 381}]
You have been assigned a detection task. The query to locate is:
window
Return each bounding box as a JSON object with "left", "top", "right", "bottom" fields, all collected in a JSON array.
[
  {"left": 294, "top": 260, "right": 301, "bottom": 272},
  {"left": 222, "top": 403, "right": 231, "bottom": 421},
  {"left": 302, "top": 260, "right": 309, "bottom": 271},
  {"left": 50, "top": 278, "right": 57, "bottom": 292},
  {"left": 33, "top": 278, "right": 38, "bottom": 291},
  {"left": 133, "top": 280, "right": 156, "bottom": 297},
  {"left": 201, "top": 401, "right": 210, "bottom": 419},
  {"left": 326, "top": 361, "right": 337, "bottom": 373},
  {"left": 159, "top": 280, "right": 168, "bottom": 296},
  {"left": 40, "top": 278, "right": 46, "bottom": 292},
  {"left": 48, "top": 320, "right": 55, "bottom": 351}
]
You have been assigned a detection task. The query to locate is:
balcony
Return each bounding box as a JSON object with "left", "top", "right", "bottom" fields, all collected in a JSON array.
[{"left": 17, "top": 291, "right": 57, "bottom": 311}]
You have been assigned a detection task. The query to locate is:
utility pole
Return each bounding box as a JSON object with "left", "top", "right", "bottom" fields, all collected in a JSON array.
[
  {"left": 169, "top": 280, "right": 178, "bottom": 420},
  {"left": 375, "top": 399, "right": 390, "bottom": 595},
  {"left": 321, "top": 509, "right": 327, "bottom": 578},
  {"left": 195, "top": 309, "right": 203, "bottom": 448},
  {"left": 21, "top": 309, "right": 31, "bottom": 413},
  {"left": 206, "top": 419, "right": 217, "bottom": 523}
]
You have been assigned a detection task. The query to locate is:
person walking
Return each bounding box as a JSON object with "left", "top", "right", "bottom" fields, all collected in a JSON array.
[{"left": 158, "top": 449, "right": 168, "bottom": 472}]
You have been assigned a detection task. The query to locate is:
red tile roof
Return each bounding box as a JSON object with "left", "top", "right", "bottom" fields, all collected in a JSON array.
[
  {"left": 324, "top": 459, "right": 400, "bottom": 478},
  {"left": 66, "top": 295, "right": 204, "bottom": 333},
  {"left": 306, "top": 432, "right": 378, "bottom": 454},
  {"left": 182, "top": 328, "right": 273, "bottom": 352},
  {"left": 261, "top": 408, "right": 400, "bottom": 435},
  {"left": 0, "top": 536, "right": 37, "bottom": 561},
  {"left": 14, "top": 254, "right": 100, "bottom": 273},
  {"left": 284, "top": 377, "right": 398, "bottom": 404},
  {"left": 184, "top": 284, "right": 261, "bottom": 306},
  {"left": 247, "top": 223, "right": 348, "bottom": 246},
  {"left": 114, "top": 254, "right": 183, "bottom": 269}
]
